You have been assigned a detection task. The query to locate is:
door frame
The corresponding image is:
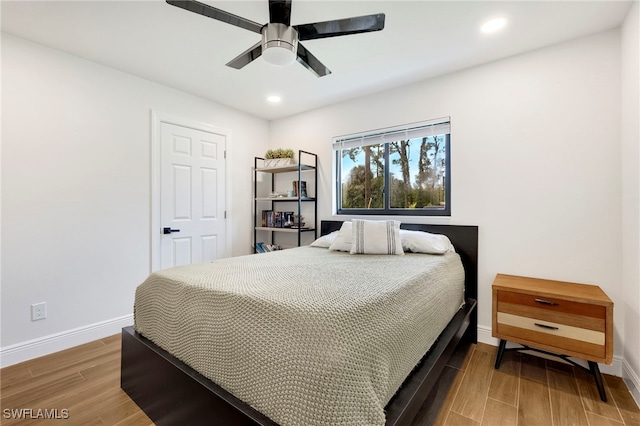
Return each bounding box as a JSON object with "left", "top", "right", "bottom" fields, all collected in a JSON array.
[{"left": 150, "top": 111, "right": 232, "bottom": 272}]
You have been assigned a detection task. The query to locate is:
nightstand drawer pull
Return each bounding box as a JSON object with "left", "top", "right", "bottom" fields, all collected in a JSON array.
[
  {"left": 534, "top": 322, "right": 559, "bottom": 330},
  {"left": 534, "top": 298, "right": 558, "bottom": 306}
]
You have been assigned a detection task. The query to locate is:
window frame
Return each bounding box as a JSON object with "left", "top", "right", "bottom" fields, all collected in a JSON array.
[{"left": 334, "top": 120, "right": 451, "bottom": 217}]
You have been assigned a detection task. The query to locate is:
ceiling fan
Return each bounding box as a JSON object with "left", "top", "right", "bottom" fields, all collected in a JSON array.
[{"left": 166, "top": 0, "right": 385, "bottom": 77}]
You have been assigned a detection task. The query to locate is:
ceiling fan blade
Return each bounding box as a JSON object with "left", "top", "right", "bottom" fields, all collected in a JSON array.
[
  {"left": 166, "top": 0, "right": 263, "bottom": 34},
  {"left": 226, "top": 41, "right": 263, "bottom": 69},
  {"left": 295, "top": 13, "right": 385, "bottom": 41},
  {"left": 296, "top": 43, "right": 331, "bottom": 77},
  {"left": 269, "top": 0, "right": 292, "bottom": 26}
]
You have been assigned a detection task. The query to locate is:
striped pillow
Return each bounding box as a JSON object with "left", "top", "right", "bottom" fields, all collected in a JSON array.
[{"left": 350, "top": 220, "right": 404, "bottom": 255}]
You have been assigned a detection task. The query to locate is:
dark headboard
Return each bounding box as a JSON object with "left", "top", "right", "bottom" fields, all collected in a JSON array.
[{"left": 320, "top": 220, "right": 478, "bottom": 302}]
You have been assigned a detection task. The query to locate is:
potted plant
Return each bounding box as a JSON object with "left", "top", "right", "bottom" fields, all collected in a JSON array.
[
  {"left": 264, "top": 148, "right": 295, "bottom": 167},
  {"left": 293, "top": 214, "right": 305, "bottom": 228}
]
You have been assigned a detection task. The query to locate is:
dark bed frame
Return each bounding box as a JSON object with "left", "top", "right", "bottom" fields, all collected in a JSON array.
[{"left": 121, "top": 221, "right": 478, "bottom": 426}]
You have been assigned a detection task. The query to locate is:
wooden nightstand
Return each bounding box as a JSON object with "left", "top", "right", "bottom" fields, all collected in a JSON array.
[{"left": 492, "top": 273, "right": 613, "bottom": 401}]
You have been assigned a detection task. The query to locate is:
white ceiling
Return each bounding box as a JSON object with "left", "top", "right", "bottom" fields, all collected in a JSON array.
[{"left": 1, "top": 0, "right": 632, "bottom": 120}]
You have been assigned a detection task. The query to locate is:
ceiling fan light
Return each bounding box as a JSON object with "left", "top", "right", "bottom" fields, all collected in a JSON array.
[
  {"left": 262, "top": 23, "right": 298, "bottom": 67},
  {"left": 263, "top": 45, "right": 296, "bottom": 66}
]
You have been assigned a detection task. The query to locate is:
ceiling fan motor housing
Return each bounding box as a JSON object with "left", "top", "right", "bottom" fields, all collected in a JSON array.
[{"left": 261, "top": 23, "right": 298, "bottom": 66}]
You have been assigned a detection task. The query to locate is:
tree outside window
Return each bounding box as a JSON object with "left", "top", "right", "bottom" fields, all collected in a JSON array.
[{"left": 335, "top": 121, "right": 450, "bottom": 216}]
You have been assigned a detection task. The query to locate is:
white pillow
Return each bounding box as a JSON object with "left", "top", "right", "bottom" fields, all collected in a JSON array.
[
  {"left": 399, "top": 229, "right": 454, "bottom": 254},
  {"left": 310, "top": 231, "right": 339, "bottom": 248},
  {"left": 328, "top": 222, "right": 352, "bottom": 252},
  {"left": 350, "top": 219, "right": 404, "bottom": 255}
]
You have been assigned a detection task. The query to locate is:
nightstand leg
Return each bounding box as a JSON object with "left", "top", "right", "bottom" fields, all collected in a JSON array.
[
  {"left": 588, "top": 361, "right": 607, "bottom": 402},
  {"left": 494, "top": 339, "right": 507, "bottom": 369}
]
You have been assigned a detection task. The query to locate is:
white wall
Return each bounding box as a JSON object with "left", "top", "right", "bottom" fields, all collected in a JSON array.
[
  {"left": 1, "top": 34, "right": 269, "bottom": 356},
  {"left": 621, "top": 2, "right": 640, "bottom": 401},
  {"left": 270, "top": 30, "right": 624, "bottom": 363}
]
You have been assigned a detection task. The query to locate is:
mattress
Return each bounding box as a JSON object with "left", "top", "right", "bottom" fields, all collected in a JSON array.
[{"left": 134, "top": 246, "right": 465, "bottom": 426}]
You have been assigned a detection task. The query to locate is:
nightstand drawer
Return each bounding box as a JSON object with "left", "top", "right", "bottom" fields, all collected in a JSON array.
[
  {"left": 496, "top": 290, "right": 606, "bottom": 332},
  {"left": 495, "top": 312, "right": 606, "bottom": 359},
  {"left": 497, "top": 291, "right": 605, "bottom": 319}
]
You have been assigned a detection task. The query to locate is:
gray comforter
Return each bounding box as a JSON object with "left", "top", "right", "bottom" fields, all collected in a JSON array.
[{"left": 134, "top": 246, "right": 464, "bottom": 426}]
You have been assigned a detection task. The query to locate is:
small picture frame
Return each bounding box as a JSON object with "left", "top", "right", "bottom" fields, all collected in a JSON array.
[{"left": 283, "top": 211, "right": 294, "bottom": 227}]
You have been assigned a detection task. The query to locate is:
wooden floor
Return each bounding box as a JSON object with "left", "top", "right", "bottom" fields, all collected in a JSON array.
[
  {"left": 0, "top": 335, "right": 151, "bottom": 426},
  {"left": 412, "top": 341, "right": 640, "bottom": 426},
  {"left": 1, "top": 335, "right": 638, "bottom": 425}
]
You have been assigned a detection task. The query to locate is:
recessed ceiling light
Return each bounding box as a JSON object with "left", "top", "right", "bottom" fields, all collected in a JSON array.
[
  {"left": 267, "top": 95, "right": 282, "bottom": 103},
  {"left": 480, "top": 17, "right": 507, "bottom": 34}
]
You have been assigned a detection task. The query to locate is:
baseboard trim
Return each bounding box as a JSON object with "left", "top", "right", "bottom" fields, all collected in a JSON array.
[
  {"left": 622, "top": 359, "right": 640, "bottom": 406},
  {"left": 477, "top": 324, "right": 499, "bottom": 347},
  {"left": 477, "top": 325, "right": 624, "bottom": 377},
  {"left": 0, "top": 314, "right": 133, "bottom": 368}
]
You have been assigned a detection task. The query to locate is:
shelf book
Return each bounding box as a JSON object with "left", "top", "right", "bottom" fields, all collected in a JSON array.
[
  {"left": 255, "top": 242, "right": 281, "bottom": 253},
  {"left": 261, "top": 210, "right": 294, "bottom": 228},
  {"left": 292, "top": 181, "right": 307, "bottom": 197}
]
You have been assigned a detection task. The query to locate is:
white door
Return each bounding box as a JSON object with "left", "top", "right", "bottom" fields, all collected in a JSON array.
[{"left": 159, "top": 122, "right": 226, "bottom": 269}]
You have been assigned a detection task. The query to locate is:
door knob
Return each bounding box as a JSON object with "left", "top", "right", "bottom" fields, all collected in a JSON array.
[{"left": 163, "top": 227, "right": 181, "bottom": 235}]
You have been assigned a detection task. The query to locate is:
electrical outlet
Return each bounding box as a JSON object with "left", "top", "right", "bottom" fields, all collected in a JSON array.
[{"left": 31, "top": 302, "right": 47, "bottom": 321}]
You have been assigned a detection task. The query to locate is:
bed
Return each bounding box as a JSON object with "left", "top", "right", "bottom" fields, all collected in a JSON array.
[{"left": 121, "top": 220, "right": 478, "bottom": 425}]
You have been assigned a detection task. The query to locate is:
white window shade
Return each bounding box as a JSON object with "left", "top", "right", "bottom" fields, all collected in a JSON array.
[{"left": 333, "top": 117, "right": 451, "bottom": 151}]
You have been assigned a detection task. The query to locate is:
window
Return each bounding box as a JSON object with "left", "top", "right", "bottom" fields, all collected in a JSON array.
[{"left": 334, "top": 118, "right": 451, "bottom": 216}]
